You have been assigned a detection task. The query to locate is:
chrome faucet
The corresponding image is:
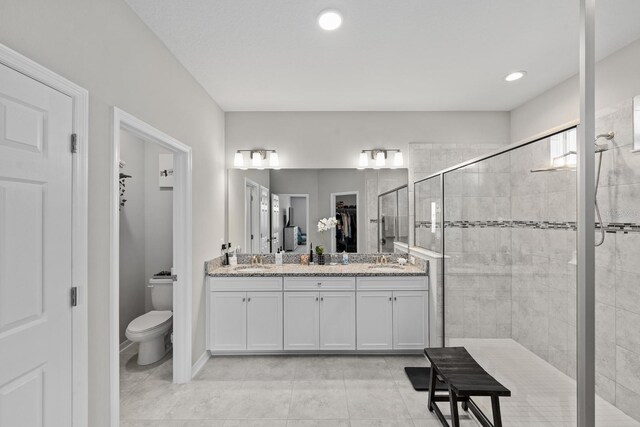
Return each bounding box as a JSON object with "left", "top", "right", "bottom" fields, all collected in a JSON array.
[
  {"left": 381, "top": 255, "right": 388, "bottom": 265},
  {"left": 251, "top": 255, "right": 263, "bottom": 265}
]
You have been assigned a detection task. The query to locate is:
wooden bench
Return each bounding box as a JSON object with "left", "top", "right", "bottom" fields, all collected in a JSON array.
[{"left": 424, "top": 347, "right": 511, "bottom": 427}]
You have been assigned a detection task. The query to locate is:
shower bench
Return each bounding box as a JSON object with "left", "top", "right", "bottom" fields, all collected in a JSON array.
[{"left": 424, "top": 347, "right": 511, "bottom": 427}]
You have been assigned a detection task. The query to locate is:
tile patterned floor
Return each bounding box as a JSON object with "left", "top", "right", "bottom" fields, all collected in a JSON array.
[{"left": 120, "top": 339, "right": 640, "bottom": 426}]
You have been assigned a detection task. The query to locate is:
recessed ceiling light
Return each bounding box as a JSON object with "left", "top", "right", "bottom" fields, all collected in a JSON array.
[
  {"left": 505, "top": 71, "right": 527, "bottom": 82},
  {"left": 318, "top": 10, "right": 342, "bottom": 31}
]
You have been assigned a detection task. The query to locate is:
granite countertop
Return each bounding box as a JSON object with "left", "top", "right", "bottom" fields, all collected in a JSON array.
[{"left": 207, "top": 262, "right": 427, "bottom": 277}]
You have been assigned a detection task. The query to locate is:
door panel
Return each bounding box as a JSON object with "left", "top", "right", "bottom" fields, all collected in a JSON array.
[
  {"left": 393, "top": 291, "right": 428, "bottom": 349},
  {"left": 260, "top": 186, "right": 270, "bottom": 254},
  {"left": 210, "top": 292, "right": 246, "bottom": 351},
  {"left": 357, "top": 291, "right": 393, "bottom": 350},
  {"left": 319, "top": 292, "right": 356, "bottom": 350},
  {"left": 0, "top": 63, "right": 73, "bottom": 425},
  {"left": 271, "top": 194, "right": 280, "bottom": 252},
  {"left": 247, "top": 292, "right": 283, "bottom": 351},
  {"left": 284, "top": 292, "right": 319, "bottom": 350}
]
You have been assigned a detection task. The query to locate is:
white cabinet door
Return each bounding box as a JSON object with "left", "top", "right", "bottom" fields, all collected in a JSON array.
[
  {"left": 357, "top": 291, "right": 393, "bottom": 350},
  {"left": 393, "top": 291, "right": 428, "bottom": 350},
  {"left": 319, "top": 292, "right": 356, "bottom": 350},
  {"left": 210, "top": 292, "right": 246, "bottom": 351},
  {"left": 284, "top": 292, "right": 319, "bottom": 350},
  {"left": 247, "top": 292, "right": 283, "bottom": 351}
]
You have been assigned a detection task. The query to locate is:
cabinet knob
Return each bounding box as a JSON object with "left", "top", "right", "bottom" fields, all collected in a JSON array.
[
  {"left": 388, "top": 297, "right": 392, "bottom": 301},
  {"left": 317, "top": 282, "right": 322, "bottom": 287},
  {"left": 321, "top": 297, "right": 324, "bottom": 301},
  {"left": 394, "top": 297, "right": 397, "bottom": 301},
  {"left": 248, "top": 297, "right": 251, "bottom": 302},
  {"left": 316, "top": 297, "right": 319, "bottom": 301},
  {"left": 242, "top": 297, "right": 246, "bottom": 302}
]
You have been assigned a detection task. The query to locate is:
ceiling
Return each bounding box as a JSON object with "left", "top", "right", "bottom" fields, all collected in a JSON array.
[{"left": 126, "top": 0, "right": 640, "bottom": 112}]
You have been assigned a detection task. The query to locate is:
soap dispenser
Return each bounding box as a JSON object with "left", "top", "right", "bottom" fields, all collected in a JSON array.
[{"left": 275, "top": 249, "right": 283, "bottom": 265}]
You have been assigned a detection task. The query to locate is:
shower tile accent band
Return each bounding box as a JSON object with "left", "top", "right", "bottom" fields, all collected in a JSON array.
[{"left": 415, "top": 220, "right": 640, "bottom": 234}]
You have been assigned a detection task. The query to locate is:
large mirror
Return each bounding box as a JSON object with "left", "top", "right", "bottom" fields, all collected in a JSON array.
[{"left": 227, "top": 168, "right": 408, "bottom": 254}]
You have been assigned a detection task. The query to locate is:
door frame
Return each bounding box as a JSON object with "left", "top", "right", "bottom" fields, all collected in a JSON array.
[
  {"left": 330, "top": 191, "right": 360, "bottom": 253},
  {"left": 110, "top": 108, "right": 193, "bottom": 421},
  {"left": 244, "top": 178, "right": 260, "bottom": 253},
  {"left": 279, "top": 194, "right": 309, "bottom": 252},
  {"left": 0, "top": 43, "right": 89, "bottom": 426}
]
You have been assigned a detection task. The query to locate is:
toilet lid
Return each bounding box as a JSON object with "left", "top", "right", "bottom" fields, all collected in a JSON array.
[{"left": 128, "top": 310, "right": 172, "bottom": 333}]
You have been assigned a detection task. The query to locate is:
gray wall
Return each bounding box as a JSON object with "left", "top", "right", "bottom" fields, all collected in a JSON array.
[
  {"left": 290, "top": 197, "right": 307, "bottom": 233},
  {"left": 0, "top": 1, "right": 226, "bottom": 424},
  {"left": 226, "top": 111, "right": 510, "bottom": 169},
  {"left": 119, "top": 131, "right": 147, "bottom": 343},
  {"left": 510, "top": 37, "right": 640, "bottom": 142}
]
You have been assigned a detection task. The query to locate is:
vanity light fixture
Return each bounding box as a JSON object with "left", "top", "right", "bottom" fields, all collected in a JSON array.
[
  {"left": 357, "top": 149, "right": 403, "bottom": 169},
  {"left": 505, "top": 70, "right": 527, "bottom": 82},
  {"left": 357, "top": 152, "right": 369, "bottom": 169},
  {"left": 233, "top": 149, "right": 280, "bottom": 169},
  {"left": 233, "top": 151, "right": 245, "bottom": 169},
  {"left": 393, "top": 151, "right": 404, "bottom": 167},
  {"left": 318, "top": 9, "right": 342, "bottom": 31}
]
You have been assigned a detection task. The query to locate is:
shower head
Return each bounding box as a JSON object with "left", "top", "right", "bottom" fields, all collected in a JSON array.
[
  {"left": 595, "top": 131, "right": 614, "bottom": 153},
  {"left": 595, "top": 131, "right": 615, "bottom": 141}
]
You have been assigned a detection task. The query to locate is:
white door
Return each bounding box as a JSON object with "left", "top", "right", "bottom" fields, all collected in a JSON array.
[
  {"left": 246, "top": 291, "right": 283, "bottom": 351},
  {"left": 319, "top": 292, "right": 356, "bottom": 350},
  {"left": 357, "top": 291, "right": 393, "bottom": 350},
  {"left": 0, "top": 63, "right": 74, "bottom": 426},
  {"left": 245, "top": 182, "right": 259, "bottom": 253},
  {"left": 271, "top": 194, "right": 280, "bottom": 252},
  {"left": 210, "top": 292, "right": 246, "bottom": 351},
  {"left": 259, "top": 186, "right": 270, "bottom": 253},
  {"left": 393, "top": 291, "right": 428, "bottom": 350},
  {"left": 284, "top": 292, "right": 319, "bottom": 350}
]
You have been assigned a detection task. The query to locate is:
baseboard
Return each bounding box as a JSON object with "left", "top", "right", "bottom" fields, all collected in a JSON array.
[
  {"left": 191, "top": 351, "right": 210, "bottom": 379},
  {"left": 119, "top": 339, "right": 134, "bottom": 353}
]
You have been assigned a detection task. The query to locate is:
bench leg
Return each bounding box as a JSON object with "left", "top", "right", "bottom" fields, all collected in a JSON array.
[
  {"left": 427, "top": 367, "right": 437, "bottom": 412},
  {"left": 491, "top": 396, "right": 502, "bottom": 427},
  {"left": 448, "top": 386, "right": 460, "bottom": 427}
]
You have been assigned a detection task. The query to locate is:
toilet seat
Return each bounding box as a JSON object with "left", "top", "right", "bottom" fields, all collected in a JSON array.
[{"left": 127, "top": 310, "right": 172, "bottom": 334}]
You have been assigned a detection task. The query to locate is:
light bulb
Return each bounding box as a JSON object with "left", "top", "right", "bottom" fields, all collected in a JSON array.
[
  {"left": 252, "top": 152, "right": 262, "bottom": 168},
  {"left": 269, "top": 152, "right": 280, "bottom": 169},
  {"left": 375, "top": 151, "right": 386, "bottom": 167},
  {"left": 233, "top": 151, "right": 244, "bottom": 168},
  {"left": 358, "top": 152, "right": 368, "bottom": 169},
  {"left": 393, "top": 151, "right": 403, "bottom": 167}
]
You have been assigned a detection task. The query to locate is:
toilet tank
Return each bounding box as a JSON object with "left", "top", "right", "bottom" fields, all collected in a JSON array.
[{"left": 149, "top": 278, "right": 173, "bottom": 311}]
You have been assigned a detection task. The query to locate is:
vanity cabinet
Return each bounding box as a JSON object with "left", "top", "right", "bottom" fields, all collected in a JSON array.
[
  {"left": 208, "top": 277, "right": 283, "bottom": 352},
  {"left": 207, "top": 274, "right": 427, "bottom": 354},
  {"left": 283, "top": 277, "right": 356, "bottom": 351},
  {"left": 356, "top": 277, "right": 428, "bottom": 350}
]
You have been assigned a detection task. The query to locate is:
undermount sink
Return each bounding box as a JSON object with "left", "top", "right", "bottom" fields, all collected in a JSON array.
[
  {"left": 234, "top": 265, "right": 273, "bottom": 272},
  {"left": 368, "top": 264, "right": 404, "bottom": 271}
]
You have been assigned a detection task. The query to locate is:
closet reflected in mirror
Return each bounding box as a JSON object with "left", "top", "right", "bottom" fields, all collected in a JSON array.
[{"left": 227, "top": 168, "right": 408, "bottom": 254}]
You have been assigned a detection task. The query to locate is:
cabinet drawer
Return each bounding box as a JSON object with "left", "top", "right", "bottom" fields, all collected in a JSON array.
[
  {"left": 356, "top": 276, "right": 427, "bottom": 291},
  {"left": 284, "top": 277, "right": 355, "bottom": 291},
  {"left": 209, "top": 276, "right": 283, "bottom": 291}
]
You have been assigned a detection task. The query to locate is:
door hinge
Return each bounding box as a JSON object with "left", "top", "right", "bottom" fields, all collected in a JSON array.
[
  {"left": 71, "top": 286, "right": 78, "bottom": 307},
  {"left": 71, "top": 133, "right": 78, "bottom": 154}
]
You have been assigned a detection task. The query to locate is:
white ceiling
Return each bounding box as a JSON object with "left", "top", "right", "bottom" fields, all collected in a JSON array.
[{"left": 126, "top": 0, "right": 640, "bottom": 112}]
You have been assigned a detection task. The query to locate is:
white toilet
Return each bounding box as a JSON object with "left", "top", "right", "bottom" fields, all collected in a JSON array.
[{"left": 126, "top": 277, "right": 173, "bottom": 365}]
